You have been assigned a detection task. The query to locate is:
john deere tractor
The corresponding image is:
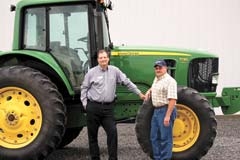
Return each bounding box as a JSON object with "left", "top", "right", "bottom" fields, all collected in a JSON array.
[{"left": 0, "top": 0, "right": 239, "bottom": 160}]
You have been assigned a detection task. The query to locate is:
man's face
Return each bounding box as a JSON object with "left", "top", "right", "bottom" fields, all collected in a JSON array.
[
  {"left": 154, "top": 66, "right": 167, "bottom": 77},
  {"left": 97, "top": 52, "right": 109, "bottom": 68}
]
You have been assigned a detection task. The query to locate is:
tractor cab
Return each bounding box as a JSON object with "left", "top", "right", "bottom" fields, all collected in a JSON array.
[{"left": 20, "top": 0, "right": 112, "bottom": 89}]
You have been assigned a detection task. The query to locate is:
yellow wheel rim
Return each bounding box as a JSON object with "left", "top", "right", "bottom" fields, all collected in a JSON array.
[
  {"left": 173, "top": 104, "right": 200, "bottom": 152},
  {"left": 0, "top": 87, "right": 42, "bottom": 149}
]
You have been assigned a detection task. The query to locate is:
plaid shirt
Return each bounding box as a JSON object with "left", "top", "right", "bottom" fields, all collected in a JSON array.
[{"left": 151, "top": 73, "right": 177, "bottom": 107}]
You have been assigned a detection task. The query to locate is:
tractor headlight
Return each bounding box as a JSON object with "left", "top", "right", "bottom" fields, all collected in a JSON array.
[{"left": 211, "top": 73, "right": 219, "bottom": 84}]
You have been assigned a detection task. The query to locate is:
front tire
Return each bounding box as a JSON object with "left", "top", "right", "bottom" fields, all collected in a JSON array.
[
  {"left": 135, "top": 86, "right": 217, "bottom": 160},
  {"left": 0, "top": 66, "right": 66, "bottom": 160}
]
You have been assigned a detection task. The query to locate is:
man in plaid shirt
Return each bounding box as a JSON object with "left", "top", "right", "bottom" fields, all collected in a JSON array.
[{"left": 145, "top": 60, "right": 177, "bottom": 160}]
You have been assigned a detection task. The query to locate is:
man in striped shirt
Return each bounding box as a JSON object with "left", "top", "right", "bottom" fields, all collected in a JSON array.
[{"left": 146, "top": 60, "right": 177, "bottom": 160}]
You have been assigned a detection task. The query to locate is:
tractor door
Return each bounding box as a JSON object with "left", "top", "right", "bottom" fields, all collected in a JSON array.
[
  {"left": 23, "top": 5, "right": 91, "bottom": 89},
  {"left": 49, "top": 5, "right": 90, "bottom": 88}
]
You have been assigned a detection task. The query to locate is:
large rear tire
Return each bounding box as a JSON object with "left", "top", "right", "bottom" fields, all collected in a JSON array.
[
  {"left": 135, "top": 86, "right": 217, "bottom": 160},
  {"left": 0, "top": 66, "right": 66, "bottom": 160}
]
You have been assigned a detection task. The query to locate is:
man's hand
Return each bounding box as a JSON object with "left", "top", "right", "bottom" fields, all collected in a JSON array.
[
  {"left": 164, "top": 116, "right": 170, "bottom": 126},
  {"left": 144, "top": 89, "right": 151, "bottom": 100},
  {"left": 139, "top": 93, "right": 146, "bottom": 100}
]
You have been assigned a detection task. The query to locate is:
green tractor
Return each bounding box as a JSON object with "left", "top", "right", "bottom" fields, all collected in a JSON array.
[{"left": 0, "top": 0, "right": 239, "bottom": 159}]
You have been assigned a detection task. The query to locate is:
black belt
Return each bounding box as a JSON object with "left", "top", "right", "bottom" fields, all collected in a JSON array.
[
  {"left": 154, "top": 104, "right": 167, "bottom": 108},
  {"left": 88, "top": 99, "right": 114, "bottom": 105}
]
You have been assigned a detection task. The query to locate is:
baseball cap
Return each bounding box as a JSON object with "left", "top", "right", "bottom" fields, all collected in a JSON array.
[{"left": 154, "top": 60, "right": 167, "bottom": 67}]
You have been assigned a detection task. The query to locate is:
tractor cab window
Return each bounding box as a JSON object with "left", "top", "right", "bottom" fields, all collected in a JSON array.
[
  {"left": 49, "top": 5, "right": 90, "bottom": 89},
  {"left": 23, "top": 8, "right": 46, "bottom": 50}
]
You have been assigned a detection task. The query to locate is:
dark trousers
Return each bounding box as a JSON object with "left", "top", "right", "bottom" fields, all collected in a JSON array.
[{"left": 86, "top": 101, "right": 118, "bottom": 160}]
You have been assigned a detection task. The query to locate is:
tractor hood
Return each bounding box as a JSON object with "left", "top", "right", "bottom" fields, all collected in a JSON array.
[
  {"left": 110, "top": 44, "right": 219, "bottom": 95},
  {"left": 112, "top": 45, "right": 217, "bottom": 58}
]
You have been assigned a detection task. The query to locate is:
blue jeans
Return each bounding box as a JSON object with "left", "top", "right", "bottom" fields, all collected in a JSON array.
[{"left": 150, "top": 106, "right": 177, "bottom": 160}]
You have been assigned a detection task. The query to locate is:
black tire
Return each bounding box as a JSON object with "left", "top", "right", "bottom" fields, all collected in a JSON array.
[
  {"left": 0, "top": 66, "right": 66, "bottom": 160},
  {"left": 135, "top": 99, "right": 154, "bottom": 158},
  {"left": 135, "top": 86, "right": 217, "bottom": 160},
  {"left": 58, "top": 127, "right": 83, "bottom": 148}
]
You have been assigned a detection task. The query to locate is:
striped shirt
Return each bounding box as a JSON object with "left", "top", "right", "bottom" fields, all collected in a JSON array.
[
  {"left": 151, "top": 73, "right": 177, "bottom": 107},
  {"left": 81, "top": 65, "right": 141, "bottom": 107}
]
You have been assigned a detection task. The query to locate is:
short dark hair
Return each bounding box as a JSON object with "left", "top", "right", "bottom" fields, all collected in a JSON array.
[{"left": 97, "top": 49, "right": 110, "bottom": 58}]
